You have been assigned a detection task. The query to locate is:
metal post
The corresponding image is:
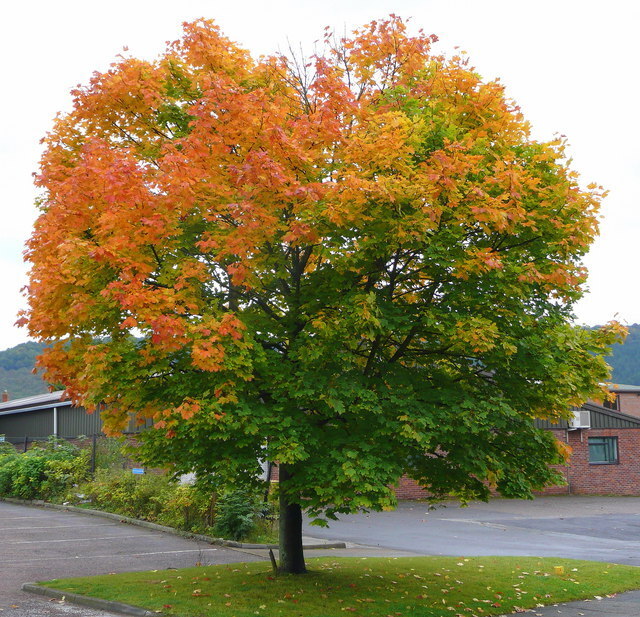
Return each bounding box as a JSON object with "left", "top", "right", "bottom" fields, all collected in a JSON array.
[{"left": 23, "top": 436, "right": 28, "bottom": 453}]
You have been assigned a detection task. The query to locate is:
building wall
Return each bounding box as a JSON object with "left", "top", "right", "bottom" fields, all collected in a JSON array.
[
  {"left": 395, "top": 426, "right": 640, "bottom": 499},
  {"left": 561, "top": 427, "right": 640, "bottom": 495},
  {"left": 0, "top": 409, "right": 54, "bottom": 442},
  {"left": 616, "top": 392, "right": 640, "bottom": 418},
  {"left": 0, "top": 405, "right": 152, "bottom": 445},
  {"left": 395, "top": 475, "right": 430, "bottom": 500}
]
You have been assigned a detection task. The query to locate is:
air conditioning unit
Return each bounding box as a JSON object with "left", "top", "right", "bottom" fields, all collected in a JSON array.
[{"left": 568, "top": 409, "right": 591, "bottom": 429}]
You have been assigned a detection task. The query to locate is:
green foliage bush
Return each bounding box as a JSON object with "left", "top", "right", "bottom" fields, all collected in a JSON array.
[
  {"left": 0, "top": 435, "right": 274, "bottom": 542},
  {"left": 0, "top": 439, "right": 16, "bottom": 460},
  {"left": 213, "top": 489, "right": 271, "bottom": 541},
  {"left": 156, "top": 483, "right": 217, "bottom": 532},
  {"left": 0, "top": 437, "right": 88, "bottom": 500},
  {"left": 71, "top": 468, "right": 175, "bottom": 521}
]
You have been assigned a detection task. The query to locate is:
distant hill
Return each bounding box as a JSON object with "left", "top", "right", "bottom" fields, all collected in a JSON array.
[
  {"left": 604, "top": 323, "right": 640, "bottom": 386},
  {"left": 0, "top": 342, "right": 49, "bottom": 399},
  {"left": 1, "top": 326, "right": 640, "bottom": 400}
]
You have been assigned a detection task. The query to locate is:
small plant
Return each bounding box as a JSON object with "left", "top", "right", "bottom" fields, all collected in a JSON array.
[
  {"left": 0, "top": 438, "right": 15, "bottom": 459},
  {"left": 71, "top": 468, "right": 175, "bottom": 520},
  {"left": 157, "top": 484, "right": 217, "bottom": 532},
  {"left": 213, "top": 489, "right": 263, "bottom": 541}
]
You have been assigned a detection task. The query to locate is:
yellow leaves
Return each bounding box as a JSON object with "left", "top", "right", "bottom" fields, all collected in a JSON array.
[
  {"left": 452, "top": 317, "right": 499, "bottom": 355},
  {"left": 453, "top": 248, "right": 503, "bottom": 280},
  {"left": 348, "top": 112, "right": 421, "bottom": 177}
]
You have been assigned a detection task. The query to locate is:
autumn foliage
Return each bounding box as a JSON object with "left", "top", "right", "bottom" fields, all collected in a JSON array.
[{"left": 23, "top": 17, "right": 622, "bottom": 572}]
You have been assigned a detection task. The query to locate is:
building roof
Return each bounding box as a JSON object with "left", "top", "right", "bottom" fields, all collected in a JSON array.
[
  {"left": 536, "top": 401, "right": 640, "bottom": 430},
  {"left": 0, "top": 391, "right": 71, "bottom": 416},
  {"left": 608, "top": 383, "right": 640, "bottom": 393}
]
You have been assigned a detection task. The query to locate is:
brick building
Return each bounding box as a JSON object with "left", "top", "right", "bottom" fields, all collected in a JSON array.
[
  {"left": 395, "top": 400, "right": 640, "bottom": 499},
  {"left": 599, "top": 384, "right": 640, "bottom": 418},
  {"left": 534, "top": 401, "right": 640, "bottom": 495}
]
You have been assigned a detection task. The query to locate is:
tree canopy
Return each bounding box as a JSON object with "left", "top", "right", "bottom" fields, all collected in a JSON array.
[{"left": 22, "top": 17, "right": 622, "bottom": 572}]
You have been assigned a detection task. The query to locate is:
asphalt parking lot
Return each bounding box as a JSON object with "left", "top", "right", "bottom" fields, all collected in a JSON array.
[
  {"left": 303, "top": 495, "right": 640, "bottom": 566},
  {"left": 0, "top": 500, "right": 264, "bottom": 616},
  {"left": 5, "top": 496, "right": 640, "bottom": 616}
]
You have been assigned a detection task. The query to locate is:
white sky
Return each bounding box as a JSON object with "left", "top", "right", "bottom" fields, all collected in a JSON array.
[{"left": 1, "top": 0, "right": 638, "bottom": 350}]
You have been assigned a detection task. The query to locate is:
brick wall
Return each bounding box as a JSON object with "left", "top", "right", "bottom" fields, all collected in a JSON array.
[
  {"left": 616, "top": 392, "right": 640, "bottom": 418},
  {"left": 393, "top": 426, "right": 640, "bottom": 499},
  {"left": 394, "top": 475, "right": 430, "bottom": 500},
  {"left": 563, "top": 427, "right": 640, "bottom": 495},
  {"left": 535, "top": 427, "right": 640, "bottom": 496}
]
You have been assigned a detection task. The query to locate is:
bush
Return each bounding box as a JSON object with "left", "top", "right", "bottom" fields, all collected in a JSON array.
[
  {"left": 0, "top": 439, "right": 16, "bottom": 459},
  {"left": 0, "top": 437, "right": 88, "bottom": 500},
  {"left": 213, "top": 489, "right": 265, "bottom": 541},
  {"left": 94, "top": 437, "right": 127, "bottom": 470},
  {"left": 157, "top": 483, "right": 217, "bottom": 533},
  {"left": 72, "top": 468, "right": 175, "bottom": 521},
  {"left": 0, "top": 435, "right": 276, "bottom": 542}
]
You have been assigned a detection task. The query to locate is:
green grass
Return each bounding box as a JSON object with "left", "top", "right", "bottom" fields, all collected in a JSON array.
[{"left": 42, "top": 556, "right": 640, "bottom": 617}]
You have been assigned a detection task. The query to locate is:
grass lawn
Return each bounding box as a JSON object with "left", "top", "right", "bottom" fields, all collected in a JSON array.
[{"left": 42, "top": 556, "right": 640, "bottom": 617}]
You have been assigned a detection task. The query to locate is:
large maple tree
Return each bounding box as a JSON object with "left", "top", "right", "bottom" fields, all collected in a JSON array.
[{"left": 23, "top": 18, "right": 621, "bottom": 573}]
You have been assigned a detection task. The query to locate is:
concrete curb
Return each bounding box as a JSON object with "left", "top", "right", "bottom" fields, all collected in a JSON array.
[
  {"left": 1, "top": 497, "right": 346, "bottom": 550},
  {"left": 22, "top": 583, "right": 163, "bottom": 616}
]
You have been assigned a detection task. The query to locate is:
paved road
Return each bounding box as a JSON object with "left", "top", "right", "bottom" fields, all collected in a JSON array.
[
  {"left": 0, "top": 501, "right": 264, "bottom": 616},
  {"left": 303, "top": 496, "right": 640, "bottom": 566},
  {"left": 6, "top": 496, "right": 640, "bottom": 617}
]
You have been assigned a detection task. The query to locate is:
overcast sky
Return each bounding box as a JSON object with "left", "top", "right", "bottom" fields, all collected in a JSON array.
[{"left": 1, "top": 0, "right": 638, "bottom": 350}]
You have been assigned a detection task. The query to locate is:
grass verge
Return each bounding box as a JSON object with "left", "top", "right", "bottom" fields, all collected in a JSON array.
[{"left": 41, "top": 556, "right": 640, "bottom": 617}]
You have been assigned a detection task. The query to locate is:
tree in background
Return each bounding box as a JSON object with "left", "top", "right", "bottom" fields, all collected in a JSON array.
[{"left": 21, "top": 17, "right": 623, "bottom": 573}]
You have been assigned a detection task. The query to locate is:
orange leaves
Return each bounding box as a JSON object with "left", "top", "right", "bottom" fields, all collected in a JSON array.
[
  {"left": 342, "top": 16, "right": 436, "bottom": 94},
  {"left": 452, "top": 248, "right": 503, "bottom": 281},
  {"left": 190, "top": 314, "right": 246, "bottom": 372},
  {"left": 119, "top": 316, "right": 138, "bottom": 330},
  {"left": 170, "top": 18, "right": 253, "bottom": 79},
  {"left": 555, "top": 439, "right": 573, "bottom": 463},
  {"left": 175, "top": 398, "right": 201, "bottom": 421},
  {"left": 217, "top": 314, "right": 245, "bottom": 339},
  {"left": 150, "top": 315, "right": 187, "bottom": 349},
  {"left": 191, "top": 339, "right": 226, "bottom": 371}
]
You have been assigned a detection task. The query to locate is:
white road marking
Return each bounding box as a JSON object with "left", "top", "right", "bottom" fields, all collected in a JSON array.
[
  {"left": 438, "top": 518, "right": 508, "bottom": 529},
  {"left": 0, "top": 516, "right": 53, "bottom": 521},
  {"left": 3, "top": 549, "right": 220, "bottom": 564},
  {"left": 0, "top": 524, "right": 116, "bottom": 532},
  {"left": 1, "top": 534, "right": 151, "bottom": 545}
]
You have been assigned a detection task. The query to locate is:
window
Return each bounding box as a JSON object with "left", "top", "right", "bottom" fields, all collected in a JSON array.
[
  {"left": 588, "top": 436, "right": 618, "bottom": 464},
  {"left": 602, "top": 395, "right": 619, "bottom": 411}
]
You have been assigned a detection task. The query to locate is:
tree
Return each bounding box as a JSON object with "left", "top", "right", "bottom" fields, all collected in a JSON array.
[{"left": 22, "top": 17, "right": 622, "bottom": 573}]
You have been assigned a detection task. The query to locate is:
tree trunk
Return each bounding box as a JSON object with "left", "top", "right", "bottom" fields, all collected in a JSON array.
[{"left": 278, "top": 465, "right": 306, "bottom": 574}]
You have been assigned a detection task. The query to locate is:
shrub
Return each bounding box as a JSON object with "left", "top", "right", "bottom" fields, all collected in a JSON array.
[
  {"left": 213, "top": 489, "right": 264, "bottom": 541},
  {"left": 0, "top": 439, "right": 16, "bottom": 459},
  {"left": 0, "top": 437, "right": 88, "bottom": 500},
  {"left": 94, "top": 437, "right": 127, "bottom": 470},
  {"left": 72, "top": 468, "right": 175, "bottom": 521},
  {"left": 157, "top": 484, "right": 217, "bottom": 533}
]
